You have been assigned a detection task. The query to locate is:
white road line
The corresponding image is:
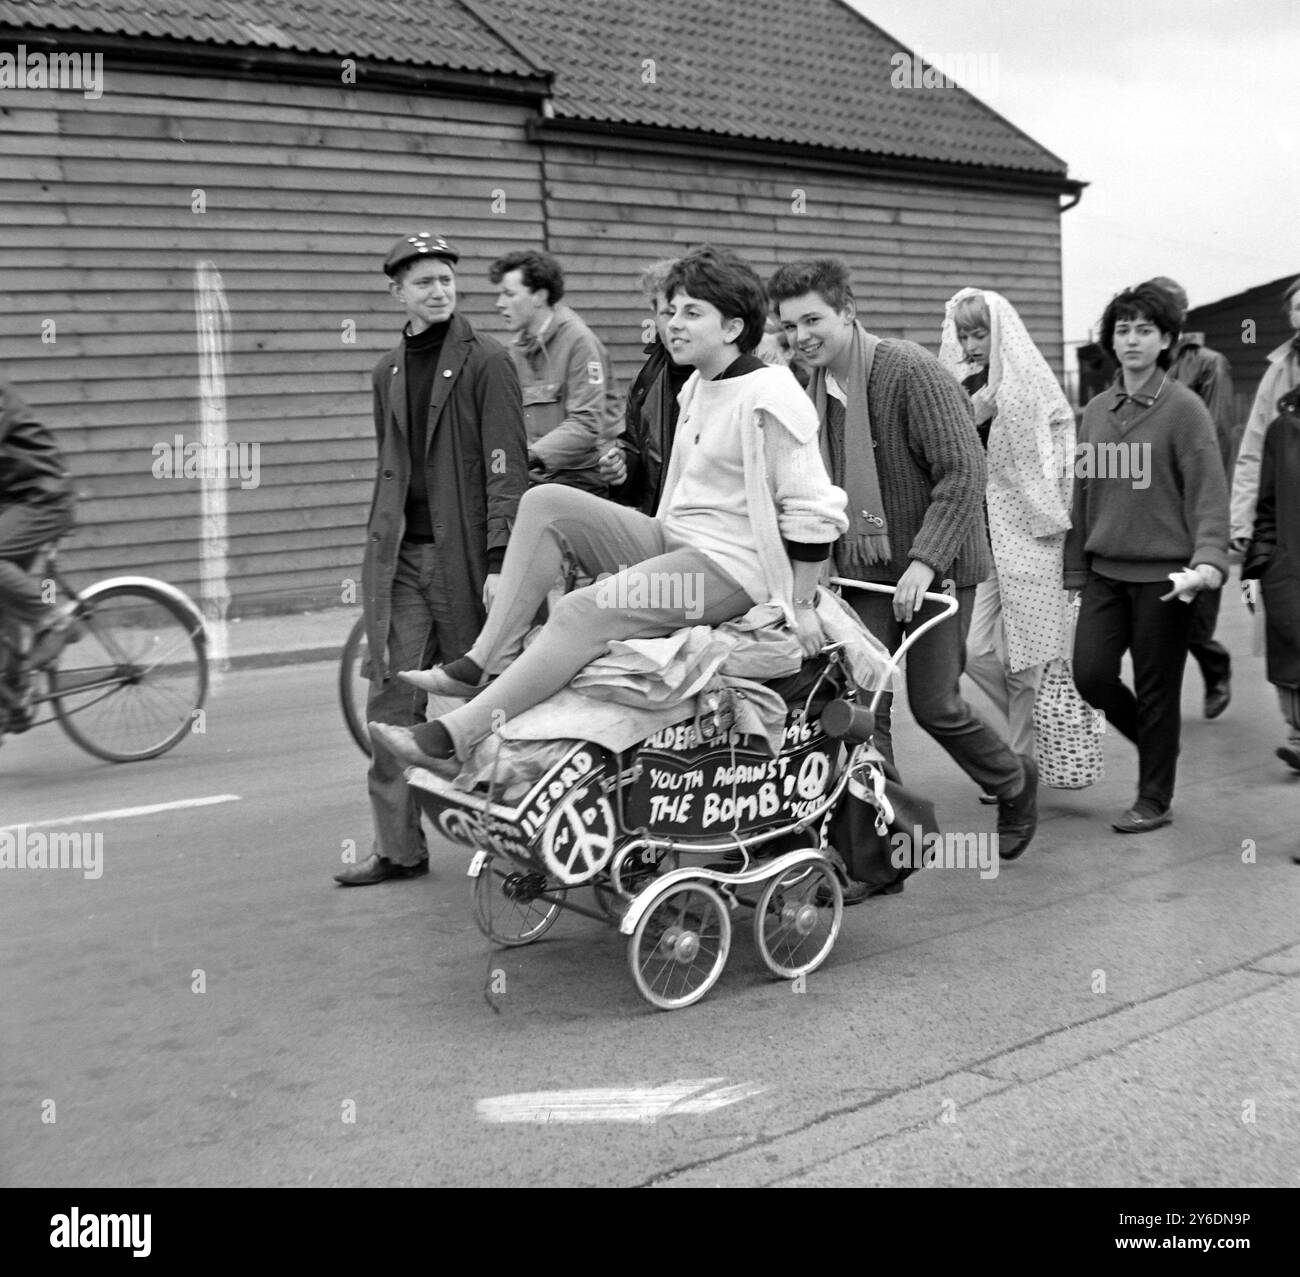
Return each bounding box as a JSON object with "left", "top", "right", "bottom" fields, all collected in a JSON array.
[
  {"left": 476, "top": 1078, "right": 768, "bottom": 1124},
  {"left": 0, "top": 794, "right": 241, "bottom": 833}
]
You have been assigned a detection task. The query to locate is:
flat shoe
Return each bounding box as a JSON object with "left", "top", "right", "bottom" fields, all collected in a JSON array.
[
  {"left": 1112, "top": 807, "right": 1172, "bottom": 834},
  {"left": 1203, "top": 678, "right": 1231, "bottom": 720},
  {"left": 997, "top": 755, "right": 1039, "bottom": 860},
  {"left": 1276, "top": 745, "right": 1300, "bottom": 773},
  {"left": 368, "top": 721, "right": 460, "bottom": 778},
  {"left": 398, "top": 667, "right": 484, "bottom": 697},
  {"left": 334, "top": 851, "right": 429, "bottom": 886}
]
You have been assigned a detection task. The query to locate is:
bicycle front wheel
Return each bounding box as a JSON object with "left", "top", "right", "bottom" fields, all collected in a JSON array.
[
  {"left": 339, "top": 615, "right": 371, "bottom": 756},
  {"left": 48, "top": 583, "right": 208, "bottom": 762}
]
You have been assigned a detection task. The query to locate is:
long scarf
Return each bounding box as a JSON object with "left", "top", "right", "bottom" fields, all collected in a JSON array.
[{"left": 810, "top": 323, "right": 891, "bottom": 565}]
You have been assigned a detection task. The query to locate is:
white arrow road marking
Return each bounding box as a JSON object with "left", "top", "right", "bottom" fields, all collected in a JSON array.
[
  {"left": 476, "top": 1078, "right": 768, "bottom": 1124},
  {"left": 0, "top": 794, "right": 241, "bottom": 833}
]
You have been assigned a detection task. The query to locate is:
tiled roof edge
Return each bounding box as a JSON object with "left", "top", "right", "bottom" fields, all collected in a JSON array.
[{"left": 528, "top": 115, "right": 1085, "bottom": 194}]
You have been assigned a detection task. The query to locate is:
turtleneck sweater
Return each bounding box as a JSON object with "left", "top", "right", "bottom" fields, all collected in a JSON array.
[{"left": 403, "top": 318, "right": 451, "bottom": 540}]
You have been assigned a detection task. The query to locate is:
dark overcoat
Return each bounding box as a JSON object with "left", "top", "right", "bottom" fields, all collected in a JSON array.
[
  {"left": 1253, "top": 401, "right": 1300, "bottom": 688},
  {"left": 363, "top": 313, "right": 527, "bottom": 677}
]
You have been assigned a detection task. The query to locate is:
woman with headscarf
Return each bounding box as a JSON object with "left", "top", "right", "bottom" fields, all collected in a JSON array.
[{"left": 939, "top": 288, "right": 1075, "bottom": 768}]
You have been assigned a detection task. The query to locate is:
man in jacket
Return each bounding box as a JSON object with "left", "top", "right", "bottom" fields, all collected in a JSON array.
[
  {"left": 336, "top": 232, "right": 527, "bottom": 886},
  {"left": 490, "top": 249, "right": 623, "bottom": 494},
  {"left": 0, "top": 381, "right": 77, "bottom": 727},
  {"left": 1148, "top": 277, "right": 1236, "bottom": 719}
]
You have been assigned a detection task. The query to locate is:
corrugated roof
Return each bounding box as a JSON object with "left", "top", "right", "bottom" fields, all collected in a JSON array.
[
  {"left": 0, "top": 0, "right": 1067, "bottom": 175},
  {"left": 0, "top": 0, "right": 541, "bottom": 77}
]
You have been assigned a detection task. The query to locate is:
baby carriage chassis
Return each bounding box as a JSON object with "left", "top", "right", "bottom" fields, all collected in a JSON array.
[{"left": 405, "top": 582, "right": 957, "bottom": 1011}]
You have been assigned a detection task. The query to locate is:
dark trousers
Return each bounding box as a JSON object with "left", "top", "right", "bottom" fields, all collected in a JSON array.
[
  {"left": 1072, "top": 574, "right": 1195, "bottom": 811},
  {"left": 845, "top": 585, "right": 1024, "bottom": 798},
  {"left": 365, "top": 541, "right": 481, "bottom": 865},
  {"left": 0, "top": 498, "right": 74, "bottom": 626},
  {"left": 1186, "top": 586, "right": 1231, "bottom": 688}
]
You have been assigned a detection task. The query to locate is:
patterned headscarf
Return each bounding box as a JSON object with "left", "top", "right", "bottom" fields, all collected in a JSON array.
[{"left": 939, "top": 287, "right": 1075, "bottom": 532}]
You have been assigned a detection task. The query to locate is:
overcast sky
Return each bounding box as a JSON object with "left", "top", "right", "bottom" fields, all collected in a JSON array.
[{"left": 850, "top": 0, "right": 1298, "bottom": 345}]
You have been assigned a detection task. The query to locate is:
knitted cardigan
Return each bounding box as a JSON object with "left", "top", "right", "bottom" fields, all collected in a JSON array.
[
  {"left": 657, "top": 363, "right": 848, "bottom": 623},
  {"left": 826, "top": 338, "right": 991, "bottom": 587}
]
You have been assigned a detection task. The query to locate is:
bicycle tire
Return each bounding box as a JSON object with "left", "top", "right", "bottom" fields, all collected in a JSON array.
[
  {"left": 339, "top": 615, "right": 371, "bottom": 756},
  {"left": 48, "top": 582, "right": 208, "bottom": 762}
]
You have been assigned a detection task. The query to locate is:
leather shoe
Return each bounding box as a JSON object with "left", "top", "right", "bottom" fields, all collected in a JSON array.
[
  {"left": 997, "top": 755, "right": 1038, "bottom": 860},
  {"left": 368, "top": 721, "right": 460, "bottom": 778},
  {"left": 1203, "top": 677, "right": 1231, "bottom": 720},
  {"left": 1112, "top": 806, "right": 1172, "bottom": 834},
  {"left": 334, "top": 852, "right": 429, "bottom": 886},
  {"left": 1276, "top": 745, "right": 1300, "bottom": 773}
]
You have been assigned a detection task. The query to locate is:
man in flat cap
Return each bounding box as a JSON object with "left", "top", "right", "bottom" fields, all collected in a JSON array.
[{"left": 336, "top": 232, "right": 527, "bottom": 886}]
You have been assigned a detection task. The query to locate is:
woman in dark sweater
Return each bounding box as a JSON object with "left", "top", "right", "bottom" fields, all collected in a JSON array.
[{"left": 1064, "top": 283, "right": 1229, "bottom": 833}]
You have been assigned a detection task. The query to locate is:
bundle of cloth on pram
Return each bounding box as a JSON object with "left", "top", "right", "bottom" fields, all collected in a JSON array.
[{"left": 438, "top": 589, "right": 897, "bottom": 803}]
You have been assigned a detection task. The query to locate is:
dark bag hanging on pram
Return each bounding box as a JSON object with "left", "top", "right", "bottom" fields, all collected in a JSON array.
[{"left": 827, "top": 754, "right": 939, "bottom": 895}]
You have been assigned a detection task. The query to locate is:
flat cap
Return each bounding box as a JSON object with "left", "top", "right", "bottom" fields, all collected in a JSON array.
[{"left": 383, "top": 231, "right": 460, "bottom": 277}]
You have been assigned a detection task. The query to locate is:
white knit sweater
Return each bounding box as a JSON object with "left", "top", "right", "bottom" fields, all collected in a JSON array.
[{"left": 657, "top": 364, "right": 848, "bottom": 621}]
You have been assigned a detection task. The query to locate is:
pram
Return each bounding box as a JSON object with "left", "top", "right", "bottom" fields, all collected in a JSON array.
[{"left": 405, "top": 581, "right": 957, "bottom": 1009}]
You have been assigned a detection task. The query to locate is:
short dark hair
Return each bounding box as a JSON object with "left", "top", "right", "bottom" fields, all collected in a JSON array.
[
  {"left": 664, "top": 246, "right": 768, "bottom": 354},
  {"left": 489, "top": 249, "right": 565, "bottom": 305},
  {"left": 767, "top": 257, "right": 855, "bottom": 312},
  {"left": 1099, "top": 283, "right": 1181, "bottom": 368}
]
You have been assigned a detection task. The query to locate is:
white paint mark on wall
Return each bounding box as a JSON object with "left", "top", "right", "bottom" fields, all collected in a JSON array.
[
  {"left": 476, "top": 1078, "right": 767, "bottom": 1124},
  {"left": 195, "top": 262, "right": 231, "bottom": 672}
]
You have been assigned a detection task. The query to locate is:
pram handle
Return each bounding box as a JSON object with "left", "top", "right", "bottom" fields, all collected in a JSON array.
[{"left": 826, "top": 577, "right": 961, "bottom": 720}]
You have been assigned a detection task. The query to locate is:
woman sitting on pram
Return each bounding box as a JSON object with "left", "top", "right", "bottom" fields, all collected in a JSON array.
[{"left": 372, "top": 246, "right": 850, "bottom": 772}]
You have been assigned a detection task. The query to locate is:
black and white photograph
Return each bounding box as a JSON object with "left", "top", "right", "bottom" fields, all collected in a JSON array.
[{"left": 1, "top": 0, "right": 1295, "bottom": 1232}]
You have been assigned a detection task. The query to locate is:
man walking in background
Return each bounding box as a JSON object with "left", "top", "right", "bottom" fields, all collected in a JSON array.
[{"left": 490, "top": 249, "right": 623, "bottom": 494}]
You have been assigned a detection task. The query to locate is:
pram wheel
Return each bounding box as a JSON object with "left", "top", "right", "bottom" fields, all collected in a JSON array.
[
  {"left": 471, "top": 858, "right": 565, "bottom": 947},
  {"left": 753, "top": 861, "right": 842, "bottom": 979},
  {"left": 628, "top": 882, "right": 731, "bottom": 1010}
]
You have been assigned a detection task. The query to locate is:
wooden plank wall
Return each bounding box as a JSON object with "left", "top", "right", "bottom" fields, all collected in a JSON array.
[
  {"left": 540, "top": 139, "right": 1066, "bottom": 388},
  {"left": 0, "top": 71, "right": 544, "bottom": 614},
  {"left": 1, "top": 69, "right": 1066, "bottom": 617}
]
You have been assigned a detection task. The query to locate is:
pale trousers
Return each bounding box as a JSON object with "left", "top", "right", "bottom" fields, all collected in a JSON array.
[
  {"left": 439, "top": 485, "right": 755, "bottom": 758},
  {"left": 963, "top": 573, "right": 1043, "bottom": 759}
]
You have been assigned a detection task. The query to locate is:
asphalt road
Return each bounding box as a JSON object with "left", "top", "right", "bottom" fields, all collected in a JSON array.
[{"left": 2, "top": 600, "right": 1298, "bottom": 1188}]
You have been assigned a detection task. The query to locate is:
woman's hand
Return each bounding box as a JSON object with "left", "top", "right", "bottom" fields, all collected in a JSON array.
[
  {"left": 792, "top": 601, "right": 824, "bottom": 656},
  {"left": 1193, "top": 563, "right": 1224, "bottom": 592},
  {"left": 970, "top": 386, "right": 997, "bottom": 426},
  {"left": 598, "top": 446, "right": 627, "bottom": 486}
]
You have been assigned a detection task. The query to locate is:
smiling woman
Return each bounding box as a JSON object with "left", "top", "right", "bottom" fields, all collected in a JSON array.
[{"left": 372, "top": 246, "right": 849, "bottom": 772}]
